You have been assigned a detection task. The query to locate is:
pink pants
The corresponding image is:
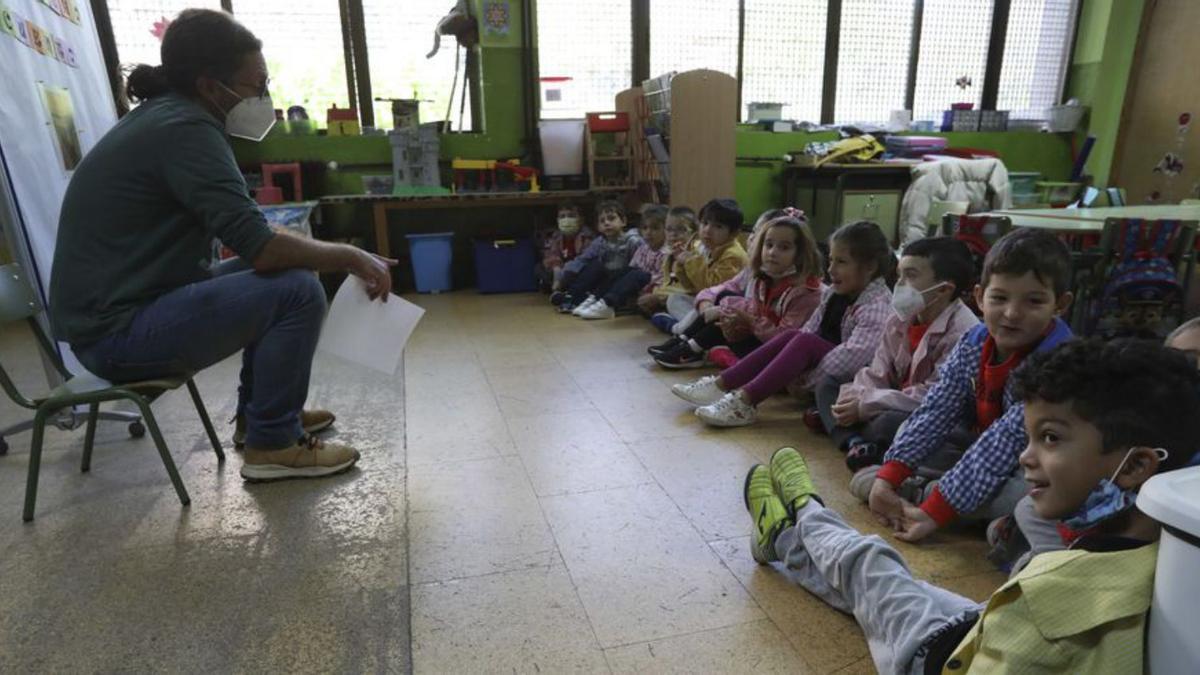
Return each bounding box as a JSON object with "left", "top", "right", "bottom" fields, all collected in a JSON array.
[{"left": 719, "top": 329, "right": 836, "bottom": 404}]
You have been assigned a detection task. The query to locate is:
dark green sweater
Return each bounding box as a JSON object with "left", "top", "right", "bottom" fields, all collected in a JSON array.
[{"left": 49, "top": 93, "right": 274, "bottom": 347}]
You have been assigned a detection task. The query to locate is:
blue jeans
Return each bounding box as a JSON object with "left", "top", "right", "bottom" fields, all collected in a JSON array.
[{"left": 73, "top": 268, "right": 327, "bottom": 449}]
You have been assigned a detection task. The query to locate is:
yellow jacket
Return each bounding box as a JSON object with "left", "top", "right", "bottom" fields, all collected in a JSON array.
[
  {"left": 946, "top": 541, "right": 1157, "bottom": 674},
  {"left": 673, "top": 239, "right": 748, "bottom": 294},
  {"left": 653, "top": 240, "right": 701, "bottom": 297}
]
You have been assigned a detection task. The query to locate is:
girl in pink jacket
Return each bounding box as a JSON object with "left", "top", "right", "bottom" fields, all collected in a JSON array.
[
  {"left": 650, "top": 212, "right": 824, "bottom": 369},
  {"left": 819, "top": 237, "right": 980, "bottom": 471}
]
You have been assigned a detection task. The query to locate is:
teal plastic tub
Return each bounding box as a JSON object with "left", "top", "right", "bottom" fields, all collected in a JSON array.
[{"left": 406, "top": 232, "right": 453, "bottom": 293}]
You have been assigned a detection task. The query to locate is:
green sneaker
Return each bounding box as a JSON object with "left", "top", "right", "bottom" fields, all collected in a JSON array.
[
  {"left": 770, "top": 447, "right": 816, "bottom": 517},
  {"left": 743, "top": 464, "right": 792, "bottom": 564}
]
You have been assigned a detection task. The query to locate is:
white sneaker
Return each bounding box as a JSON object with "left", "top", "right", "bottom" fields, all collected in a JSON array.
[
  {"left": 671, "top": 375, "right": 725, "bottom": 406},
  {"left": 579, "top": 299, "right": 615, "bottom": 320},
  {"left": 695, "top": 392, "right": 758, "bottom": 427},
  {"left": 572, "top": 295, "right": 598, "bottom": 316}
]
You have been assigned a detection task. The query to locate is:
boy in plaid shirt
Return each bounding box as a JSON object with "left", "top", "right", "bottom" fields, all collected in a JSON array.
[{"left": 860, "top": 229, "right": 1074, "bottom": 542}]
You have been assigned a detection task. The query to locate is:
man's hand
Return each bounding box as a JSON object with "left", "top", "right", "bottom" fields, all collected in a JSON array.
[
  {"left": 831, "top": 395, "right": 860, "bottom": 427},
  {"left": 892, "top": 500, "right": 938, "bottom": 543},
  {"left": 346, "top": 248, "right": 398, "bottom": 301},
  {"left": 868, "top": 478, "right": 905, "bottom": 528}
]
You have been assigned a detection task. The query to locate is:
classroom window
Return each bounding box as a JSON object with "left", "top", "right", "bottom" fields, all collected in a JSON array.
[
  {"left": 106, "top": 0, "right": 222, "bottom": 70},
  {"left": 911, "top": 0, "right": 993, "bottom": 122},
  {"left": 649, "top": 0, "right": 739, "bottom": 80},
  {"left": 997, "top": 0, "right": 1078, "bottom": 119},
  {"left": 536, "top": 0, "right": 632, "bottom": 118},
  {"left": 834, "top": 0, "right": 914, "bottom": 123},
  {"left": 233, "top": 0, "right": 350, "bottom": 119},
  {"left": 741, "top": 0, "right": 827, "bottom": 124},
  {"left": 362, "top": 0, "right": 474, "bottom": 130}
]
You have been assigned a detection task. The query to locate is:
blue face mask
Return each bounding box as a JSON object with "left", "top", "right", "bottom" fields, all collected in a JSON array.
[{"left": 1062, "top": 447, "right": 1168, "bottom": 531}]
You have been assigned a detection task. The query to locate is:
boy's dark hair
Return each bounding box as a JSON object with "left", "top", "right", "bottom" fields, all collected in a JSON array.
[
  {"left": 902, "top": 237, "right": 976, "bottom": 300},
  {"left": 640, "top": 204, "right": 669, "bottom": 228},
  {"left": 596, "top": 199, "right": 626, "bottom": 222},
  {"left": 126, "top": 9, "right": 262, "bottom": 102},
  {"left": 830, "top": 221, "right": 897, "bottom": 282},
  {"left": 698, "top": 199, "right": 743, "bottom": 231},
  {"left": 1014, "top": 338, "right": 1200, "bottom": 471},
  {"left": 981, "top": 229, "right": 1072, "bottom": 296},
  {"left": 558, "top": 203, "right": 580, "bottom": 214}
]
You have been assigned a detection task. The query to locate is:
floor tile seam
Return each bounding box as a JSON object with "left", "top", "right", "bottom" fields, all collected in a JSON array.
[
  {"left": 595, "top": 616, "right": 793, "bottom": 653},
  {"left": 511, "top": 450, "right": 612, "bottom": 666},
  {"left": 530, "top": 480, "right": 659, "bottom": 500},
  {"left": 409, "top": 559, "right": 561, "bottom": 589}
]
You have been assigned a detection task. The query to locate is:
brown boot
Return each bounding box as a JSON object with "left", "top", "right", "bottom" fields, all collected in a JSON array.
[
  {"left": 232, "top": 409, "right": 337, "bottom": 448},
  {"left": 240, "top": 435, "right": 360, "bottom": 482}
]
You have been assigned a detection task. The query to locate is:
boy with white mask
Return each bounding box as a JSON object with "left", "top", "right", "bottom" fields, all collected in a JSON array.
[
  {"left": 536, "top": 204, "right": 594, "bottom": 292},
  {"left": 743, "top": 339, "right": 1200, "bottom": 673},
  {"left": 816, "top": 237, "right": 979, "bottom": 471}
]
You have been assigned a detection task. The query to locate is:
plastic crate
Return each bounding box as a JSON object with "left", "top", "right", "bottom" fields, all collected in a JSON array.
[
  {"left": 473, "top": 238, "right": 537, "bottom": 293},
  {"left": 587, "top": 112, "right": 630, "bottom": 133}
]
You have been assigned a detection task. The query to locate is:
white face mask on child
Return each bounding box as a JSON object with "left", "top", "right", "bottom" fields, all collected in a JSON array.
[
  {"left": 891, "top": 282, "right": 948, "bottom": 322},
  {"left": 558, "top": 216, "right": 580, "bottom": 235}
]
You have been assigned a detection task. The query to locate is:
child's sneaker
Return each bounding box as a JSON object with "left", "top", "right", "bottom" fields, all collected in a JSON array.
[
  {"left": 549, "top": 290, "right": 569, "bottom": 307},
  {"left": 579, "top": 299, "right": 615, "bottom": 320},
  {"left": 650, "top": 312, "right": 676, "bottom": 334},
  {"left": 844, "top": 441, "right": 883, "bottom": 473},
  {"left": 707, "top": 345, "right": 739, "bottom": 369},
  {"left": 696, "top": 391, "right": 758, "bottom": 427},
  {"left": 571, "top": 295, "right": 598, "bottom": 316},
  {"left": 653, "top": 343, "right": 706, "bottom": 369},
  {"left": 647, "top": 336, "right": 683, "bottom": 357},
  {"left": 744, "top": 464, "right": 792, "bottom": 564},
  {"left": 769, "top": 447, "right": 816, "bottom": 517},
  {"left": 671, "top": 375, "right": 725, "bottom": 406}
]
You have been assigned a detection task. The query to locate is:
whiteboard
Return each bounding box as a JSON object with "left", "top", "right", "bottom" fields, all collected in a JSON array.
[{"left": 0, "top": 0, "right": 117, "bottom": 371}]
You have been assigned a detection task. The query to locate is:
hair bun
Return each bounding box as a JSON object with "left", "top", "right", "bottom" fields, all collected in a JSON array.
[{"left": 125, "top": 63, "right": 170, "bottom": 102}]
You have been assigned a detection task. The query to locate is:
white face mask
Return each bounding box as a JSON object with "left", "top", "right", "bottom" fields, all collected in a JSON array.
[
  {"left": 891, "top": 281, "right": 948, "bottom": 322},
  {"left": 558, "top": 216, "right": 580, "bottom": 235},
  {"left": 763, "top": 265, "right": 797, "bottom": 280},
  {"left": 215, "top": 81, "right": 276, "bottom": 142}
]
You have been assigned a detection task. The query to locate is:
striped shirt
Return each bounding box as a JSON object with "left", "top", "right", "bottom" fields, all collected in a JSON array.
[{"left": 797, "top": 277, "right": 894, "bottom": 389}]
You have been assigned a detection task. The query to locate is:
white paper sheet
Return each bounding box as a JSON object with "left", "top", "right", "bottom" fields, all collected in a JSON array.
[{"left": 317, "top": 277, "right": 425, "bottom": 375}]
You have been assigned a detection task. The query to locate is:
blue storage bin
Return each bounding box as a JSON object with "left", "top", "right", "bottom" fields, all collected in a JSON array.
[
  {"left": 474, "top": 238, "right": 537, "bottom": 293},
  {"left": 406, "top": 232, "right": 454, "bottom": 293}
]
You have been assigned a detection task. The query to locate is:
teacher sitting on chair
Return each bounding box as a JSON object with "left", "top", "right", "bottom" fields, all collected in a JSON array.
[{"left": 49, "top": 9, "right": 393, "bottom": 482}]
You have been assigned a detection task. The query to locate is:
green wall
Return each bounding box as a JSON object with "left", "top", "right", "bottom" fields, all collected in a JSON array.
[
  {"left": 234, "top": 0, "right": 1104, "bottom": 232},
  {"left": 1066, "top": 0, "right": 1144, "bottom": 186}
]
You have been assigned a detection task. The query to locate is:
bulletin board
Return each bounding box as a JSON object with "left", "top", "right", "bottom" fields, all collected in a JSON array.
[
  {"left": 1112, "top": 0, "right": 1200, "bottom": 204},
  {"left": 0, "top": 0, "right": 117, "bottom": 369}
]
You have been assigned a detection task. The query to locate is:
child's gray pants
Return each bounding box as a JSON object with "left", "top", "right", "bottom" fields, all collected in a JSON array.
[{"left": 774, "top": 502, "right": 983, "bottom": 674}]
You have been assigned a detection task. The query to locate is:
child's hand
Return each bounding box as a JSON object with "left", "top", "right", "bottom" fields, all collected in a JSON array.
[
  {"left": 636, "top": 293, "right": 660, "bottom": 314},
  {"left": 868, "top": 479, "right": 905, "bottom": 528},
  {"left": 831, "top": 396, "right": 860, "bottom": 427},
  {"left": 702, "top": 304, "right": 723, "bottom": 323},
  {"left": 892, "top": 501, "right": 937, "bottom": 543}
]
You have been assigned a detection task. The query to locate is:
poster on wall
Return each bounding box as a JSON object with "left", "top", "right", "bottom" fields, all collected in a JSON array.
[
  {"left": 0, "top": 0, "right": 117, "bottom": 374},
  {"left": 37, "top": 82, "right": 81, "bottom": 171}
]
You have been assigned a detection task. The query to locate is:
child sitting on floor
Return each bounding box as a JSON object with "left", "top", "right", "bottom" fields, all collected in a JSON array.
[
  {"left": 818, "top": 237, "right": 980, "bottom": 472},
  {"left": 638, "top": 206, "right": 699, "bottom": 323},
  {"left": 536, "top": 204, "right": 595, "bottom": 292},
  {"left": 649, "top": 211, "right": 824, "bottom": 369},
  {"left": 743, "top": 338, "right": 1200, "bottom": 673},
  {"left": 550, "top": 200, "right": 642, "bottom": 312},
  {"left": 859, "top": 228, "right": 1074, "bottom": 544},
  {"left": 671, "top": 221, "right": 894, "bottom": 428},
  {"left": 661, "top": 198, "right": 748, "bottom": 320},
  {"left": 573, "top": 204, "right": 668, "bottom": 320}
]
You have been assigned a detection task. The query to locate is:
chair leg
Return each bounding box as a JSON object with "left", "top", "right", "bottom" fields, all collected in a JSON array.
[
  {"left": 129, "top": 397, "right": 190, "bottom": 507},
  {"left": 185, "top": 379, "right": 224, "bottom": 463},
  {"left": 81, "top": 403, "right": 99, "bottom": 473},
  {"left": 22, "top": 409, "right": 51, "bottom": 522}
]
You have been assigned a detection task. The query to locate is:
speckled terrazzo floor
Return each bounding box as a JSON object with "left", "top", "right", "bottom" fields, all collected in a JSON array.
[{"left": 0, "top": 291, "right": 1003, "bottom": 674}]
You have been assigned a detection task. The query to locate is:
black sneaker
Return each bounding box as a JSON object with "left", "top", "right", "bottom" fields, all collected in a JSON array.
[
  {"left": 647, "top": 336, "right": 683, "bottom": 357},
  {"left": 844, "top": 442, "right": 883, "bottom": 473},
  {"left": 654, "top": 343, "right": 706, "bottom": 369},
  {"left": 549, "top": 291, "right": 570, "bottom": 307}
]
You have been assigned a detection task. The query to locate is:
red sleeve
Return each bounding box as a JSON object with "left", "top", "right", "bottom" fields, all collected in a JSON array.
[
  {"left": 918, "top": 485, "right": 958, "bottom": 527},
  {"left": 876, "top": 460, "right": 913, "bottom": 488}
]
